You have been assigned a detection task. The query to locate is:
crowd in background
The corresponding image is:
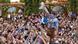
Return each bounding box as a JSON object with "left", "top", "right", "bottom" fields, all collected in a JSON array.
[{"left": 0, "top": 11, "right": 78, "bottom": 44}]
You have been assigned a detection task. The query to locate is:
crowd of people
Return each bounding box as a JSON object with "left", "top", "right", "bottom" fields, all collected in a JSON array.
[{"left": 0, "top": 11, "right": 78, "bottom": 44}]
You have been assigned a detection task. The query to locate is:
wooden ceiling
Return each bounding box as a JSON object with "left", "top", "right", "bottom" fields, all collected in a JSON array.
[
  {"left": 0, "top": 3, "right": 25, "bottom": 6},
  {"left": 45, "top": 0, "right": 68, "bottom": 5}
]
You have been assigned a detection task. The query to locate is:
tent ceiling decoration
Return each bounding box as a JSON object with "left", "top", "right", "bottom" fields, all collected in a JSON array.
[
  {"left": 52, "top": 6, "right": 64, "bottom": 13},
  {"left": 7, "top": 7, "right": 16, "bottom": 13}
]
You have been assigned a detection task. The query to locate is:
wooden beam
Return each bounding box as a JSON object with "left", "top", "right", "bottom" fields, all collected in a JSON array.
[{"left": 0, "top": 3, "right": 25, "bottom": 6}]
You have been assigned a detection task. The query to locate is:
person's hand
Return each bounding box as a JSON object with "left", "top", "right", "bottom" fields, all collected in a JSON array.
[{"left": 39, "top": 36, "right": 47, "bottom": 44}]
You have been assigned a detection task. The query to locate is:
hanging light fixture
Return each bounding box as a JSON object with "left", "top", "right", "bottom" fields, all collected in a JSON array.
[{"left": 10, "top": 0, "right": 20, "bottom": 3}]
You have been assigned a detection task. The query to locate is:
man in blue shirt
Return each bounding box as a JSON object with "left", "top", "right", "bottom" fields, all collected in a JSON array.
[
  {"left": 40, "top": 16, "right": 48, "bottom": 25},
  {"left": 52, "top": 17, "right": 59, "bottom": 29}
]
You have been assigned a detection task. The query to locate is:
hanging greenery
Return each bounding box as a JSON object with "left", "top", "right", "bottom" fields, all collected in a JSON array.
[
  {"left": 20, "top": 0, "right": 25, "bottom": 3},
  {"left": 0, "top": 6, "right": 9, "bottom": 17},
  {"left": 24, "top": 0, "right": 44, "bottom": 15},
  {"left": 0, "top": 0, "right": 10, "bottom": 3},
  {"left": 69, "top": 0, "right": 77, "bottom": 12}
]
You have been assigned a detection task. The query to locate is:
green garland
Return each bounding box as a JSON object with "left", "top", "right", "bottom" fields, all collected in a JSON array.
[
  {"left": 0, "top": 0, "right": 10, "bottom": 3},
  {"left": 24, "top": 0, "right": 44, "bottom": 15},
  {"left": 69, "top": 0, "right": 77, "bottom": 12}
]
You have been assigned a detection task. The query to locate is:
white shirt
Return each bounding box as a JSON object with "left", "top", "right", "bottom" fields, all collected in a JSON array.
[
  {"left": 7, "top": 14, "right": 11, "bottom": 18},
  {"left": 40, "top": 17, "right": 45, "bottom": 24}
]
